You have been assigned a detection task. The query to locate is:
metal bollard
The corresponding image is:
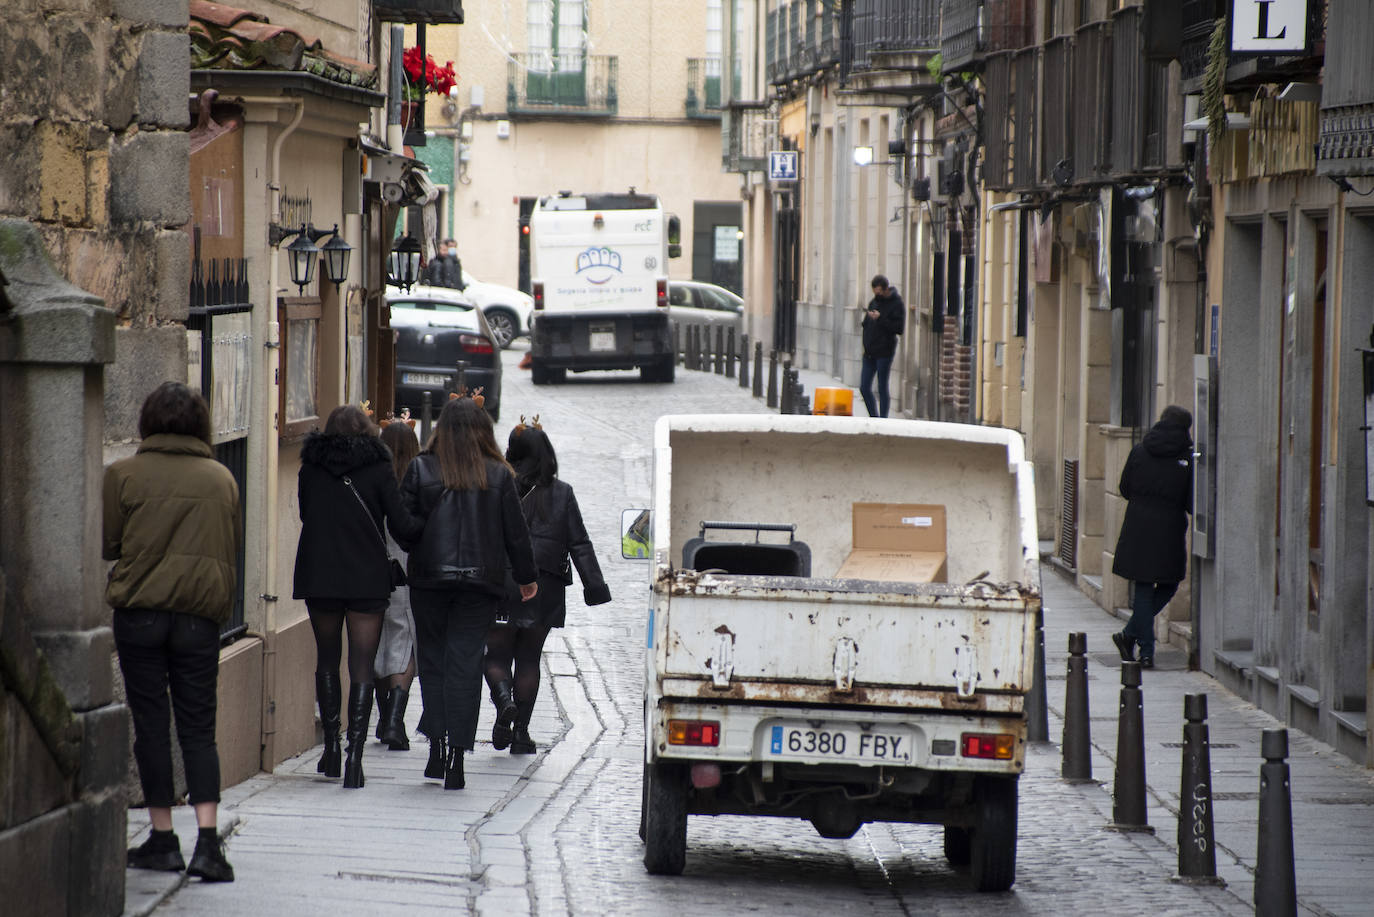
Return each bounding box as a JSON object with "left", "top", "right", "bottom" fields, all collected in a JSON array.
[
  {"left": 752, "top": 342, "right": 764, "bottom": 397},
  {"left": 698, "top": 324, "right": 709, "bottom": 370},
  {"left": 726, "top": 328, "right": 736, "bottom": 379},
  {"left": 1026, "top": 606, "right": 1050, "bottom": 743},
  {"left": 738, "top": 333, "right": 750, "bottom": 388},
  {"left": 714, "top": 326, "right": 725, "bottom": 374},
  {"left": 1255, "top": 729, "right": 1297, "bottom": 917},
  {"left": 797, "top": 393, "right": 810, "bottom": 414},
  {"left": 455, "top": 359, "right": 468, "bottom": 395},
  {"left": 1110, "top": 661, "right": 1151, "bottom": 831},
  {"left": 780, "top": 367, "right": 794, "bottom": 414},
  {"left": 420, "top": 390, "right": 433, "bottom": 444},
  {"left": 1062, "top": 632, "right": 1092, "bottom": 782},
  {"left": 693, "top": 326, "right": 704, "bottom": 370},
  {"left": 791, "top": 372, "right": 805, "bottom": 414},
  {"left": 673, "top": 323, "right": 682, "bottom": 366},
  {"left": 1176, "top": 694, "right": 1223, "bottom": 883},
  {"left": 766, "top": 351, "right": 778, "bottom": 408}
]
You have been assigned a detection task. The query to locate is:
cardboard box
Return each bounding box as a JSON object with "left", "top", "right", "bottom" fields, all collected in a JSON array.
[{"left": 834, "top": 502, "right": 947, "bottom": 583}]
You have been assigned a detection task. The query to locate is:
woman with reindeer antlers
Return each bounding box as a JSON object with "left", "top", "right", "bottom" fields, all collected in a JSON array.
[{"left": 484, "top": 415, "right": 612, "bottom": 755}]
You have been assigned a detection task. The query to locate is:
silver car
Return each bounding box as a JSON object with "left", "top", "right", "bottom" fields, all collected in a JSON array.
[{"left": 667, "top": 280, "right": 743, "bottom": 332}]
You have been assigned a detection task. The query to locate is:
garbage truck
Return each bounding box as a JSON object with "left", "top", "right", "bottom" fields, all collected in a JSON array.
[
  {"left": 628, "top": 414, "right": 1041, "bottom": 891},
  {"left": 527, "top": 189, "right": 681, "bottom": 384}
]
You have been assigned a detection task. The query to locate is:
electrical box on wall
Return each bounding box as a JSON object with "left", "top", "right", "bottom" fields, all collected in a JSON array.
[{"left": 496, "top": 120, "right": 511, "bottom": 139}]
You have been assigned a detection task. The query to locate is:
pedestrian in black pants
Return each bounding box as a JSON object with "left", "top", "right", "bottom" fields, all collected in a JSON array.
[
  {"left": 485, "top": 420, "right": 611, "bottom": 755},
  {"left": 293, "top": 405, "right": 423, "bottom": 789},
  {"left": 105, "top": 382, "right": 239, "bottom": 882},
  {"left": 401, "top": 397, "right": 539, "bottom": 789},
  {"left": 1110, "top": 405, "right": 1194, "bottom": 669},
  {"left": 859, "top": 274, "right": 905, "bottom": 418}
]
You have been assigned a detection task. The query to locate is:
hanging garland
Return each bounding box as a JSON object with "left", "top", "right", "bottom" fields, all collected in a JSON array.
[{"left": 1202, "top": 18, "right": 1229, "bottom": 157}]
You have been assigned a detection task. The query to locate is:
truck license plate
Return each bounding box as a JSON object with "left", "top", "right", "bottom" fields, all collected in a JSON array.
[
  {"left": 402, "top": 372, "right": 447, "bottom": 386},
  {"left": 588, "top": 323, "right": 616, "bottom": 352},
  {"left": 766, "top": 723, "right": 913, "bottom": 764}
]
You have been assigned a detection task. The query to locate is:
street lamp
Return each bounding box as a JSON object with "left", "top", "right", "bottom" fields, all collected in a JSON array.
[
  {"left": 388, "top": 234, "right": 423, "bottom": 291},
  {"left": 269, "top": 222, "right": 352, "bottom": 293}
]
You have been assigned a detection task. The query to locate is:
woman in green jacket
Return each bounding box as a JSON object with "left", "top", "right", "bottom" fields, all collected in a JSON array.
[{"left": 105, "top": 382, "right": 240, "bottom": 883}]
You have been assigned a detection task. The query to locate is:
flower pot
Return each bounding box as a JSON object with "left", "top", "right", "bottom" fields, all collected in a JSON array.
[{"left": 401, "top": 100, "right": 420, "bottom": 129}]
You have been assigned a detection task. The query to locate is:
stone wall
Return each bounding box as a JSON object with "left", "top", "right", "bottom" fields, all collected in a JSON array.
[{"left": 0, "top": 2, "right": 192, "bottom": 913}]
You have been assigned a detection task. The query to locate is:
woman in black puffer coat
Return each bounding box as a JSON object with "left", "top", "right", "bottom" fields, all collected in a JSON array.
[
  {"left": 1110, "top": 405, "right": 1194, "bottom": 669},
  {"left": 294, "top": 405, "right": 422, "bottom": 789},
  {"left": 401, "top": 397, "right": 539, "bottom": 789},
  {"left": 484, "top": 422, "right": 612, "bottom": 755}
]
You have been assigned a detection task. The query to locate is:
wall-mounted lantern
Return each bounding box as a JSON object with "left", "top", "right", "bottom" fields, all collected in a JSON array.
[
  {"left": 388, "top": 234, "right": 423, "bottom": 291},
  {"left": 270, "top": 222, "right": 352, "bottom": 293}
]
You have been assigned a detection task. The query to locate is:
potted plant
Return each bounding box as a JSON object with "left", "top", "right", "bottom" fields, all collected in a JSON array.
[{"left": 402, "top": 47, "right": 457, "bottom": 127}]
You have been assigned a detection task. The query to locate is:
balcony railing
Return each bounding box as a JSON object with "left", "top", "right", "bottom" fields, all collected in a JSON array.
[
  {"left": 724, "top": 100, "right": 770, "bottom": 174},
  {"left": 1110, "top": 7, "right": 1170, "bottom": 174},
  {"left": 852, "top": 0, "right": 940, "bottom": 68},
  {"left": 940, "top": 0, "right": 981, "bottom": 72},
  {"left": 373, "top": 0, "right": 464, "bottom": 24},
  {"left": 1072, "top": 20, "right": 1112, "bottom": 183},
  {"left": 686, "top": 57, "right": 735, "bottom": 119},
  {"left": 507, "top": 53, "right": 617, "bottom": 116},
  {"left": 1178, "top": 0, "right": 1222, "bottom": 85},
  {"left": 984, "top": 52, "right": 1012, "bottom": 189},
  {"left": 1318, "top": 0, "right": 1374, "bottom": 175},
  {"left": 1039, "top": 35, "right": 1071, "bottom": 186},
  {"left": 766, "top": 7, "right": 782, "bottom": 83},
  {"left": 1010, "top": 48, "right": 1037, "bottom": 188}
]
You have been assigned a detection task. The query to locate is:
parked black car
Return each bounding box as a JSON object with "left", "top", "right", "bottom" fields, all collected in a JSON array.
[{"left": 388, "top": 285, "right": 502, "bottom": 421}]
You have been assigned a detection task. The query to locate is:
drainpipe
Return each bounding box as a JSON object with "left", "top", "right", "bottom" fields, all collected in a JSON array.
[
  {"left": 389, "top": 24, "right": 405, "bottom": 153},
  {"left": 238, "top": 96, "right": 305, "bottom": 642}
]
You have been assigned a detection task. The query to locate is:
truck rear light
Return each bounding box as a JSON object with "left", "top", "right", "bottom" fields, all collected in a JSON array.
[
  {"left": 459, "top": 333, "right": 494, "bottom": 354},
  {"left": 656, "top": 279, "right": 668, "bottom": 308},
  {"left": 533, "top": 282, "right": 544, "bottom": 310},
  {"left": 960, "top": 733, "right": 1015, "bottom": 760},
  {"left": 667, "top": 719, "right": 720, "bottom": 747}
]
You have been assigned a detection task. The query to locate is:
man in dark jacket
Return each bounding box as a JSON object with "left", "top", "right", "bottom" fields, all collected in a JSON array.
[
  {"left": 1110, "top": 405, "right": 1194, "bottom": 669},
  {"left": 424, "top": 238, "right": 465, "bottom": 289},
  {"left": 859, "top": 274, "right": 905, "bottom": 417}
]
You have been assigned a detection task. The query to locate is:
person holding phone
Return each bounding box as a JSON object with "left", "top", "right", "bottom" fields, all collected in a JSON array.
[{"left": 859, "top": 274, "right": 905, "bottom": 418}]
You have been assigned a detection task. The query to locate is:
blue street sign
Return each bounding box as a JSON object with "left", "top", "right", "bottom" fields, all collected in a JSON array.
[{"left": 768, "top": 151, "right": 798, "bottom": 182}]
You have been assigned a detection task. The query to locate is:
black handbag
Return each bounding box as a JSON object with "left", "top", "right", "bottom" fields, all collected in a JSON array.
[{"left": 342, "top": 475, "right": 407, "bottom": 590}]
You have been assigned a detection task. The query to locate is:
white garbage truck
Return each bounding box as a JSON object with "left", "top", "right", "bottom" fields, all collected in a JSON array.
[
  {"left": 629, "top": 414, "right": 1041, "bottom": 891},
  {"left": 527, "top": 189, "right": 681, "bottom": 384}
]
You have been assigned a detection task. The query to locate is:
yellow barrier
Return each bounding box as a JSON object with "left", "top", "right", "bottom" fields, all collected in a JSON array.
[{"left": 812, "top": 387, "right": 854, "bottom": 416}]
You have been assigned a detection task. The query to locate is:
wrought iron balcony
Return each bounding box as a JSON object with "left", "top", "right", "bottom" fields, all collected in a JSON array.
[
  {"left": 1072, "top": 20, "right": 1112, "bottom": 183},
  {"left": 1038, "top": 35, "right": 1071, "bottom": 187},
  {"left": 686, "top": 58, "right": 737, "bottom": 119},
  {"left": 1111, "top": 6, "right": 1171, "bottom": 175},
  {"left": 372, "top": 0, "right": 464, "bottom": 24},
  {"left": 985, "top": 0, "right": 1035, "bottom": 52},
  {"left": 940, "top": 0, "right": 980, "bottom": 72},
  {"left": 1318, "top": 0, "right": 1373, "bottom": 175},
  {"left": 849, "top": 0, "right": 940, "bottom": 72},
  {"left": 506, "top": 53, "right": 618, "bottom": 117}
]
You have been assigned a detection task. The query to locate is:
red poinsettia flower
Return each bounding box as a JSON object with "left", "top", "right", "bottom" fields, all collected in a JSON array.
[{"left": 402, "top": 47, "right": 458, "bottom": 100}]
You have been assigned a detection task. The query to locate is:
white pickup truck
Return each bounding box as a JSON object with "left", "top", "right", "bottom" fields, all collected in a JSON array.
[{"left": 631, "top": 414, "right": 1041, "bottom": 891}]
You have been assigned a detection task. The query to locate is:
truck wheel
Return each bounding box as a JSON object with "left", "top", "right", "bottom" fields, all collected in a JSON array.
[
  {"left": 943, "top": 826, "right": 972, "bottom": 868},
  {"left": 642, "top": 761, "right": 688, "bottom": 875},
  {"left": 638, "top": 761, "right": 649, "bottom": 842},
  {"left": 530, "top": 361, "right": 564, "bottom": 385},
  {"left": 640, "top": 356, "right": 675, "bottom": 383},
  {"left": 970, "top": 775, "right": 1017, "bottom": 892}
]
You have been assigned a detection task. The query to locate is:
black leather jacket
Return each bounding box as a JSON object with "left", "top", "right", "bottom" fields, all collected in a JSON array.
[
  {"left": 523, "top": 479, "right": 610, "bottom": 604},
  {"left": 400, "top": 454, "right": 537, "bottom": 594}
]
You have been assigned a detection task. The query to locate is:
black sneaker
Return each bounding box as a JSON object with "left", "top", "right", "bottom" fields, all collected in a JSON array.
[
  {"left": 1138, "top": 655, "right": 1155, "bottom": 670},
  {"left": 1111, "top": 631, "right": 1135, "bottom": 662},
  {"left": 186, "top": 835, "right": 234, "bottom": 882},
  {"left": 127, "top": 832, "right": 185, "bottom": 872}
]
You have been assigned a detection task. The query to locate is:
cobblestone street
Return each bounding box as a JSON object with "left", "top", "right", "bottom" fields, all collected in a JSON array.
[{"left": 126, "top": 346, "right": 1374, "bottom": 916}]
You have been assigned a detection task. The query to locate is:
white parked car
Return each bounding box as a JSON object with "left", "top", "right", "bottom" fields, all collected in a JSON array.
[
  {"left": 668, "top": 280, "right": 744, "bottom": 333},
  {"left": 461, "top": 270, "right": 534, "bottom": 349}
]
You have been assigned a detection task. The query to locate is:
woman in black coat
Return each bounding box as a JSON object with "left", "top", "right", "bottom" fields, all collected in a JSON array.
[
  {"left": 1110, "top": 405, "right": 1194, "bottom": 669},
  {"left": 293, "top": 405, "right": 422, "bottom": 788},
  {"left": 484, "top": 422, "right": 611, "bottom": 755},
  {"left": 401, "top": 397, "right": 539, "bottom": 789}
]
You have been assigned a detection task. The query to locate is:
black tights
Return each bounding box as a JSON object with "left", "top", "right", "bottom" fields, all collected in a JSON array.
[
  {"left": 307, "top": 604, "right": 384, "bottom": 684},
  {"left": 483, "top": 623, "right": 551, "bottom": 721}
]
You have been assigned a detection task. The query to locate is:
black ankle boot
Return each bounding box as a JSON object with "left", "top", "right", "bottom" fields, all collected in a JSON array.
[
  {"left": 444, "top": 745, "right": 465, "bottom": 790},
  {"left": 425, "top": 735, "right": 447, "bottom": 779},
  {"left": 490, "top": 680, "right": 517, "bottom": 750},
  {"left": 380, "top": 687, "right": 410, "bottom": 750},
  {"left": 315, "top": 671, "right": 342, "bottom": 778},
  {"left": 374, "top": 682, "right": 391, "bottom": 741},
  {"left": 509, "top": 722, "right": 535, "bottom": 755},
  {"left": 342, "top": 683, "right": 374, "bottom": 789}
]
